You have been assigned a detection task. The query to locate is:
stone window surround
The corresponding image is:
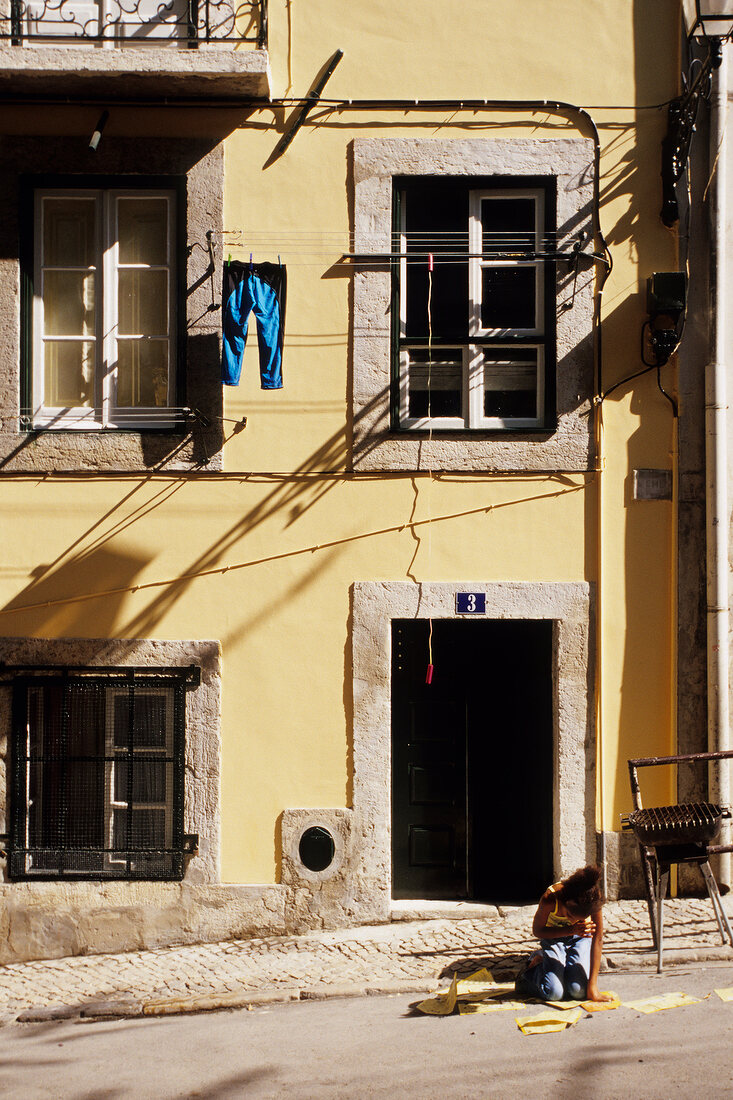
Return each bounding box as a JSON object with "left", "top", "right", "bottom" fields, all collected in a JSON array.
[
  {"left": 0, "top": 136, "right": 225, "bottom": 472},
  {"left": 0, "top": 637, "right": 221, "bottom": 884},
  {"left": 349, "top": 581, "right": 595, "bottom": 921},
  {"left": 351, "top": 137, "right": 596, "bottom": 473}
]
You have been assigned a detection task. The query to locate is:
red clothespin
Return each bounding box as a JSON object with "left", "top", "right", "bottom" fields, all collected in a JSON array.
[
  {"left": 428, "top": 252, "right": 434, "bottom": 272},
  {"left": 425, "top": 664, "right": 434, "bottom": 684}
]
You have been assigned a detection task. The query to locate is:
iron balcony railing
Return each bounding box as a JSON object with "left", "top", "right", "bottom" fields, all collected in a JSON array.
[{"left": 3, "top": 0, "right": 267, "bottom": 46}]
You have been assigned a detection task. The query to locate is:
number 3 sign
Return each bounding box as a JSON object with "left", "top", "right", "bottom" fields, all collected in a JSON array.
[{"left": 455, "top": 592, "right": 486, "bottom": 614}]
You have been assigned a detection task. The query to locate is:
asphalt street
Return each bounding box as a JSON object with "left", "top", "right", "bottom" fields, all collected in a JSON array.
[{"left": 1, "top": 964, "right": 732, "bottom": 1099}]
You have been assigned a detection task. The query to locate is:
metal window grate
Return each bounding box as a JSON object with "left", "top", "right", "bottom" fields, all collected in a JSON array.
[
  {"left": 3, "top": 0, "right": 268, "bottom": 47},
  {"left": 10, "top": 672, "right": 187, "bottom": 881}
]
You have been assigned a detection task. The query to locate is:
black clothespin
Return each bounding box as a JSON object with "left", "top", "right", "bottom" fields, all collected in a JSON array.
[{"left": 249, "top": 253, "right": 254, "bottom": 272}]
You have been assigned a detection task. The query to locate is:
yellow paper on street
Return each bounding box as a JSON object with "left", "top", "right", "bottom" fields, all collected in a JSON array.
[
  {"left": 458, "top": 999, "right": 527, "bottom": 1014},
  {"left": 456, "top": 967, "right": 495, "bottom": 992},
  {"left": 516, "top": 1008, "right": 583, "bottom": 1034},
  {"left": 623, "top": 991, "right": 700, "bottom": 1014},
  {"left": 714, "top": 987, "right": 733, "bottom": 1002},
  {"left": 456, "top": 968, "right": 515, "bottom": 998},
  {"left": 415, "top": 974, "right": 458, "bottom": 1016},
  {"left": 544, "top": 999, "right": 585, "bottom": 1011},
  {"left": 582, "top": 993, "right": 620, "bottom": 1012},
  {"left": 454, "top": 968, "right": 516, "bottom": 1002}
]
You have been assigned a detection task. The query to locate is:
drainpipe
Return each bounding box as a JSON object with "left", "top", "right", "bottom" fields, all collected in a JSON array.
[{"left": 706, "top": 47, "right": 731, "bottom": 890}]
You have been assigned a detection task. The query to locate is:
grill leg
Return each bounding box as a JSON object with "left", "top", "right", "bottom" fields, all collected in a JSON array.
[
  {"left": 638, "top": 842, "right": 658, "bottom": 949},
  {"left": 701, "top": 861, "right": 733, "bottom": 947},
  {"left": 656, "top": 864, "right": 669, "bottom": 973}
]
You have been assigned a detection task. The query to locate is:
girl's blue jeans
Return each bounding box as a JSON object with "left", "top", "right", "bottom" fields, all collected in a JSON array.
[{"left": 517, "top": 935, "right": 592, "bottom": 1001}]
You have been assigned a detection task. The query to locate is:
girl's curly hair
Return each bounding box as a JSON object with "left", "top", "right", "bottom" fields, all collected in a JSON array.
[{"left": 560, "top": 864, "right": 605, "bottom": 917}]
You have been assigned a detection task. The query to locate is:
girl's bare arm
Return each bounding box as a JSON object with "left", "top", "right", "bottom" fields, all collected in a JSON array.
[{"left": 586, "top": 909, "right": 613, "bottom": 1001}]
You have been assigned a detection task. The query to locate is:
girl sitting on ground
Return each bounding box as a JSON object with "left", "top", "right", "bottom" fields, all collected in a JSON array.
[{"left": 515, "top": 864, "right": 613, "bottom": 1003}]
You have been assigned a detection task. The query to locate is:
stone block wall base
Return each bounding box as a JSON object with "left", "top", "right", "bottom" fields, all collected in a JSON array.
[
  {"left": 600, "top": 831, "right": 647, "bottom": 900},
  {"left": 0, "top": 881, "right": 380, "bottom": 967},
  {"left": 600, "top": 832, "right": 728, "bottom": 900}
]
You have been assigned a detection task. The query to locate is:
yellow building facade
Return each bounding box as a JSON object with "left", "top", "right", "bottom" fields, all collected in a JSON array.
[{"left": 0, "top": 0, "right": 701, "bottom": 962}]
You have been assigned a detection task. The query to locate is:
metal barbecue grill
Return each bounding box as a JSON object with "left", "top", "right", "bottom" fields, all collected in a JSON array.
[
  {"left": 623, "top": 754, "right": 733, "bottom": 971},
  {"left": 622, "top": 802, "right": 729, "bottom": 848}
]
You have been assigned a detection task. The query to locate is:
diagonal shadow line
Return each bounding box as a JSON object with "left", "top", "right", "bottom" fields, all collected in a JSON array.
[
  {"left": 65, "top": 481, "right": 188, "bottom": 567},
  {"left": 110, "top": 400, "right": 366, "bottom": 637},
  {"left": 22, "top": 477, "right": 163, "bottom": 585},
  {"left": 10, "top": 389, "right": 377, "bottom": 618},
  {"left": 110, "top": 391, "right": 394, "bottom": 637}
]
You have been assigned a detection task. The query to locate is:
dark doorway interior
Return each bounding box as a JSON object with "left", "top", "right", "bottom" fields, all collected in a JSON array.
[{"left": 391, "top": 618, "right": 554, "bottom": 903}]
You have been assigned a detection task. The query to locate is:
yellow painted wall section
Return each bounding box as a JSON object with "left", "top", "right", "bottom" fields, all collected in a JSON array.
[{"left": 1, "top": 474, "right": 590, "bottom": 879}]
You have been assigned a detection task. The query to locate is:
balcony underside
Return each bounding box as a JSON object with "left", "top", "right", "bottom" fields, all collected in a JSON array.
[{"left": 0, "top": 43, "right": 270, "bottom": 100}]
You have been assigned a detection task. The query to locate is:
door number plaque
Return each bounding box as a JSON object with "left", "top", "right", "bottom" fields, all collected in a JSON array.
[{"left": 455, "top": 592, "right": 486, "bottom": 614}]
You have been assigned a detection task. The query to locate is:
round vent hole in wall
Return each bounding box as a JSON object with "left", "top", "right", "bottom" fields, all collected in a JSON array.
[{"left": 299, "top": 826, "right": 335, "bottom": 872}]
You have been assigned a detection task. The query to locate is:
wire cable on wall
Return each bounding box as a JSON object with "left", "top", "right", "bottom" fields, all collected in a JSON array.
[
  {"left": 425, "top": 251, "right": 434, "bottom": 685},
  {"left": 0, "top": 487, "right": 585, "bottom": 621}
]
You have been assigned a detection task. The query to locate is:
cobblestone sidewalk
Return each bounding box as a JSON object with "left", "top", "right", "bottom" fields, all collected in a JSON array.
[{"left": 1, "top": 899, "right": 732, "bottom": 1021}]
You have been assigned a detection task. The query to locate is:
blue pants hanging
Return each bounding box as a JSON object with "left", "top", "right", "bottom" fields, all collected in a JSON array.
[{"left": 221, "top": 260, "right": 286, "bottom": 389}]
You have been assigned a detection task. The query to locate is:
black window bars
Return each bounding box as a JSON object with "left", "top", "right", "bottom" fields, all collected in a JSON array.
[{"left": 6, "top": 666, "right": 199, "bottom": 881}]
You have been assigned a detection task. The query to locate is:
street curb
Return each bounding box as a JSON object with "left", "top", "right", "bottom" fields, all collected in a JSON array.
[
  {"left": 81, "top": 1001, "right": 142, "bottom": 1019},
  {"left": 16, "top": 1004, "right": 80, "bottom": 1023},
  {"left": 14, "top": 980, "right": 442, "bottom": 1023},
  {"left": 141, "top": 989, "right": 300, "bottom": 1015}
]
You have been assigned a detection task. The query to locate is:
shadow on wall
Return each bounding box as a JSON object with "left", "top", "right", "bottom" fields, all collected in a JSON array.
[
  {"left": 113, "top": 393, "right": 388, "bottom": 642},
  {"left": 0, "top": 546, "right": 151, "bottom": 639},
  {"left": 603, "top": 0, "right": 680, "bottom": 833},
  {"left": 0, "top": 391, "right": 390, "bottom": 643}
]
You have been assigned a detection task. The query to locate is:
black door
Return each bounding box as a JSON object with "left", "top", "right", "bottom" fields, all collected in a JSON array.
[{"left": 391, "top": 618, "right": 554, "bottom": 903}]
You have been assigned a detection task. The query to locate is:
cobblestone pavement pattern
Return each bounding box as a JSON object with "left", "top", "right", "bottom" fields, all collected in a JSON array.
[{"left": 0, "top": 899, "right": 732, "bottom": 1018}]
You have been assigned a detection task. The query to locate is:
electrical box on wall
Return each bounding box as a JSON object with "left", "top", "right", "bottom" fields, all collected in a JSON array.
[
  {"left": 633, "top": 468, "right": 673, "bottom": 501},
  {"left": 647, "top": 272, "right": 687, "bottom": 318}
]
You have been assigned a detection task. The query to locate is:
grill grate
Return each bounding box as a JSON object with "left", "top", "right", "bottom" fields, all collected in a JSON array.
[{"left": 622, "top": 801, "right": 730, "bottom": 847}]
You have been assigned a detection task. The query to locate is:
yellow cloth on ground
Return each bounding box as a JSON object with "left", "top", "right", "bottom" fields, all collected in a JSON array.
[
  {"left": 415, "top": 975, "right": 458, "bottom": 1016},
  {"left": 516, "top": 1009, "right": 583, "bottom": 1034},
  {"left": 714, "top": 987, "right": 733, "bottom": 1002},
  {"left": 544, "top": 999, "right": 585, "bottom": 1010},
  {"left": 623, "top": 991, "right": 700, "bottom": 1014}
]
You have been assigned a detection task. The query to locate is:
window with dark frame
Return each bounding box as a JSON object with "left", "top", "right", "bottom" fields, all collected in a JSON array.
[
  {"left": 10, "top": 672, "right": 187, "bottom": 880},
  {"left": 22, "top": 176, "right": 186, "bottom": 431},
  {"left": 392, "top": 176, "right": 556, "bottom": 431}
]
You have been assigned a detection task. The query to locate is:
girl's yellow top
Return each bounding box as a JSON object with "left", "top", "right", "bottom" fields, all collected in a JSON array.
[{"left": 544, "top": 882, "right": 592, "bottom": 931}]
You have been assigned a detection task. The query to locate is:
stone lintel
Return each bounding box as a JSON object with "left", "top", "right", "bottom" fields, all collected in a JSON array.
[{"left": 0, "top": 45, "right": 271, "bottom": 100}]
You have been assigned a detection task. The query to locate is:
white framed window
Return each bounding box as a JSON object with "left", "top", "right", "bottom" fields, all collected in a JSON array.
[
  {"left": 32, "top": 187, "right": 178, "bottom": 430},
  {"left": 396, "top": 180, "right": 551, "bottom": 431},
  {"left": 11, "top": 672, "right": 186, "bottom": 880},
  {"left": 104, "top": 686, "right": 175, "bottom": 873},
  {"left": 352, "top": 138, "right": 596, "bottom": 473}
]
